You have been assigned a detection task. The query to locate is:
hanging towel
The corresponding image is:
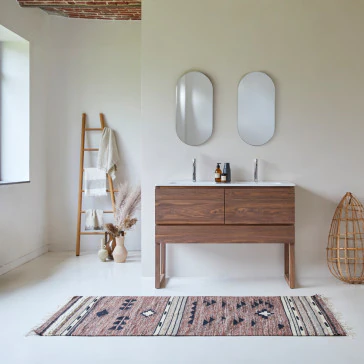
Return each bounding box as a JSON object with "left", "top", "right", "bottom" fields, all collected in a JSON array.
[
  {"left": 85, "top": 209, "right": 104, "bottom": 231},
  {"left": 84, "top": 168, "right": 107, "bottom": 196},
  {"left": 97, "top": 127, "right": 120, "bottom": 180}
]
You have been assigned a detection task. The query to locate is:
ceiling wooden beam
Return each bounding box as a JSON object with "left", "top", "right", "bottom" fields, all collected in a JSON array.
[{"left": 17, "top": 1, "right": 142, "bottom": 20}]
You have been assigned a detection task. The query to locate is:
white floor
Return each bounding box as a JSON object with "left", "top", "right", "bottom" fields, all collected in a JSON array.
[{"left": 1, "top": 252, "right": 364, "bottom": 364}]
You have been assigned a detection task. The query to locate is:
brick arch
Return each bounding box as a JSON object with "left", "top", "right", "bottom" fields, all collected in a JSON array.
[{"left": 17, "top": 1, "right": 141, "bottom": 20}]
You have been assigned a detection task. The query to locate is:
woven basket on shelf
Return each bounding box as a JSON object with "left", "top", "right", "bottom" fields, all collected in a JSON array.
[{"left": 327, "top": 192, "right": 364, "bottom": 284}]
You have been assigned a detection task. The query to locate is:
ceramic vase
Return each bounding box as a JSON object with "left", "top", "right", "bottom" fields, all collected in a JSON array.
[
  {"left": 97, "top": 239, "right": 108, "bottom": 262},
  {"left": 113, "top": 235, "right": 128, "bottom": 263}
]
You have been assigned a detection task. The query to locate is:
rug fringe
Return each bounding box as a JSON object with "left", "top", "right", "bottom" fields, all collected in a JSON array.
[
  {"left": 26, "top": 296, "right": 76, "bottom": 337},
  {"left": 315, "top": 294, "right": 355, "bottom": 338}
]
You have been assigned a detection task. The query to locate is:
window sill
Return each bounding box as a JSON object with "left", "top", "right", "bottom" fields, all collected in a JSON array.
[{"left": 0, "top": 180, "right": 30, "bottom": 186}]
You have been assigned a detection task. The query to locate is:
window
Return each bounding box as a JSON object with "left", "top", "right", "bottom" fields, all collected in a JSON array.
[{"left": 0, "top": 25, "right": 29, "bottom": 184}]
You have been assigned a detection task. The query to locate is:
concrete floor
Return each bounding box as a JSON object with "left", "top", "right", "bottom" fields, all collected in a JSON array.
[{"left": 0, "top": 252, "right": 363, "bottom": 364}]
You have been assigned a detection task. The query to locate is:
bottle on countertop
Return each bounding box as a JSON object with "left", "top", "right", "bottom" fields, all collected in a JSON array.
[
  {"left": 223, "top": 163, "right": 231, "bottom": 183},
  {"left": 215, "top": 163, "right": 222, "bottom": 183},
  {"left": 221, "top": 173, "right": 227, "bottom": 183}
]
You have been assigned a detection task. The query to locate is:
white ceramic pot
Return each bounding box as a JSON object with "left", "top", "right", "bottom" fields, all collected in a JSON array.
[{"left": 97, "top": 238, "right": 108, "bottom": 262}]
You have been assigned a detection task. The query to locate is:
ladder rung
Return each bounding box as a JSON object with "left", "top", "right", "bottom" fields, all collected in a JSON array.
[
  {"left": 80, "top": 232, "right": 105, "bottom": 235},
  {"left": 85, "top": 128, "right": 103, "bottom": 131},
  {"left": 84, "top": 148, "right": 99, "bottom": 151},
  {"left": 81, "top": 190, "right": 118, "bottom": 193},
  {"left": 81, "top": 210, "right": 114, "bottom": 213}
]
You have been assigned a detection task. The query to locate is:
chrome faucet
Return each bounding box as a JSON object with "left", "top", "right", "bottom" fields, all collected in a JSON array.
[
  {"left": 254, "top": 158, "right": 258, "bottom": 182},
  {"left": 192, "top": 158, "right": 196, "bottom": 182}
]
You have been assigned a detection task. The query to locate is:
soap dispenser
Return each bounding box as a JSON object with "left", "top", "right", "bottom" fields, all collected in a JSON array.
[
  {"left": 223, "top": 163, "right": 231, "bottom": 183},
  {"left": 215, "top": 163, "right": 222, "bottom": 183}
]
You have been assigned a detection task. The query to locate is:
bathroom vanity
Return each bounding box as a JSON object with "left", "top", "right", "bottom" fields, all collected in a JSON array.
[{"left": 155, "top": 182, "right": 295, "bottom": 289}]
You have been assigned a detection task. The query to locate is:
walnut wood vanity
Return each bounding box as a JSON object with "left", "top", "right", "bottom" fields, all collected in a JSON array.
[{"left": 155, "top": 183, "right": 295, "bottom": 289}]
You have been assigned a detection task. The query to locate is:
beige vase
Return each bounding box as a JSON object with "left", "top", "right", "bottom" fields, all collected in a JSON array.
[{"left": 113, "top": 235, "right": 128, "bottom": 263}]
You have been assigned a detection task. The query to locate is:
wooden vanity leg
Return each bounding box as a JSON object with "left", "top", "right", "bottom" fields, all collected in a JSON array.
[
  {"left": 155, "top": 243, "right": 161, "bottom": 289},
  {"left": 289, "top": 243, "right": 295, "bottom": 288},
  {"left": 284, "top": 244, "right": 289, "bottom": 277},
  {"left": 284, "top": 243, "right": 295, "bottom": 288},
  {"left": 155, "top": 243, "right": 166, "bottom": 289},
  {"left": 161, "top": 243, "right": 166, "bottom": 285}
]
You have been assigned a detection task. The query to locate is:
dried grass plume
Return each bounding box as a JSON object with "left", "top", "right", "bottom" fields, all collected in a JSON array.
[{"left": 104, "top": 183, "right": 141, "bottom": 237}]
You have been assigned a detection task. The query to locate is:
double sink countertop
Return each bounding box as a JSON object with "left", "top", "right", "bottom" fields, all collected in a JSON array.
[{"left": 156, "top": 181, "right": 295, "bottom": 187}]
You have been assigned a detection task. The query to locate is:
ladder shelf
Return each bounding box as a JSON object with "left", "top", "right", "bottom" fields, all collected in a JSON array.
[{"left": 76, "top": 113, "right": 117, "bottom": 256}]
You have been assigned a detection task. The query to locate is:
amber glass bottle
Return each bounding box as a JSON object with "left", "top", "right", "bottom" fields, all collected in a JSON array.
[{"left": 215, "top": 163, "right": 222, "bottom": 183}]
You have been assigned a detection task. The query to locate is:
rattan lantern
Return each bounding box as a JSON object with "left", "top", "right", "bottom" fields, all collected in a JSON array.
[{"left": 327, "top": 192, "right": 364, "bottom": 284}]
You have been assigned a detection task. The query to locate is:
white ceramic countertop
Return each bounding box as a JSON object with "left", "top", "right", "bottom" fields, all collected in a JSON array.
[{"left": 156, "top": 181, "right": 295, "bottom": 187}]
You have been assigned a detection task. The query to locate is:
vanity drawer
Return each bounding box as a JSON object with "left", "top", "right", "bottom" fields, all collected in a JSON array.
[
  {"left": 155, "top": 187, "right": 224, "bottom": 224},
  {"left": 225, "top": 187, "right": 295, "bottom": 225}
]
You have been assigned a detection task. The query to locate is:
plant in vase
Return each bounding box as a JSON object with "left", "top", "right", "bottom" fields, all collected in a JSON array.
[{"left": 104, "top": 183, "right": 141, "bottom": 263}]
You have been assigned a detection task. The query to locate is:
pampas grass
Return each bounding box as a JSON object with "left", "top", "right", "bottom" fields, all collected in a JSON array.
[
  {"left": 105, "top": 183, "right": 141, "bottom": 237},
  {"left": 104, "top": 223, "right": 120, "bottom": 237}
]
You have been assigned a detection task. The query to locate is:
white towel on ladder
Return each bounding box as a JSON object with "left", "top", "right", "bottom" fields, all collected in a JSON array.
[
  {"left": 85, "top": 209, "right": 104, "bottom": 231},
  {"left": 84, "top": 168, "right": 107, "bottom": 196},
  {"left": 97, "top": 127, "right": 120, "bottom": 180}
]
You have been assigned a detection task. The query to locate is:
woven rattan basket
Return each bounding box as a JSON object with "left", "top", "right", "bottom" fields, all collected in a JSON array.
[{"left": 327, "top": 192, "right": 364, "bottom": 284}]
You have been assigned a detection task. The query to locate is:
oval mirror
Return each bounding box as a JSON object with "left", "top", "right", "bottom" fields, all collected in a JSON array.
[
  {"left": 238, "top": 71, "right": 275, "bottom": 146},
  {"left": 176, "top": 71, "right": 213, "bottom": 146}
]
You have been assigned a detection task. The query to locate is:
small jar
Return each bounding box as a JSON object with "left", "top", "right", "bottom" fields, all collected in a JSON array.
[{"left": 221, "top": 173, "right": 227, "bottom": 183}]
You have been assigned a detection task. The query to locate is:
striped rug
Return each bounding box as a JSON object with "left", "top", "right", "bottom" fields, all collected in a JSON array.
[{"left": 33, "top": 295, "right": 347, "bottom": 336}]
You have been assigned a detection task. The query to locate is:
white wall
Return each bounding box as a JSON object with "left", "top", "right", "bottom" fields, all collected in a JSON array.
[
  {"left": 141, "top": 0, "right": 364, "bottom": 280},
  {"left": 0, "top": 4, "right": 142, "bottom": 266},
  {"left": 0, "top": 39, "right": 29, "bottom": 182},
  {"left": 46, "top": 18, "right": 141, "bottom": 252},
  {"left": 0, "top": 0, "right": 49, "bottom": 274}
]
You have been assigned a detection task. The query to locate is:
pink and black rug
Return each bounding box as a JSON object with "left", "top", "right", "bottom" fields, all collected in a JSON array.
[{"left": 33, "top": 295, "right": 347, "bottom": 336}]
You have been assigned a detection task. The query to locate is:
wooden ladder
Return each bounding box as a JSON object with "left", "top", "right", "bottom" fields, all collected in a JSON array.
[{"left": 76, "top": 113, "right": 116, "bottom": 256}]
